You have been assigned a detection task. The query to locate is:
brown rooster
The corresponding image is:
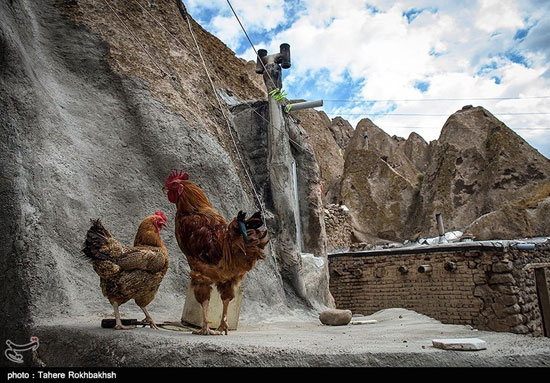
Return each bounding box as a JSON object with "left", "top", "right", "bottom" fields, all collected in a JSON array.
[
  {"left": 163, "top": 170, "right": 268, "bottom": 335},
  {"left": 82, "top": 211, "right": 169, "bottom": 330}
]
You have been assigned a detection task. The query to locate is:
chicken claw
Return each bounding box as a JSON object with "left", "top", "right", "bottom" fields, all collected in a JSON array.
[
  {"left": 142, "top": 318, "right": 159, "bottom": 330},
  {"left": 216, "top": 321, "right": 229, "bottom": 335},
  {"left": 140, "top": 307, "right": 159, "bottom": 330}
]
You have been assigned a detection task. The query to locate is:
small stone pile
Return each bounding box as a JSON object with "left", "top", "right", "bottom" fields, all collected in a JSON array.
[{"left": 324, "top": 204, "right": 353, "bottom": 251}]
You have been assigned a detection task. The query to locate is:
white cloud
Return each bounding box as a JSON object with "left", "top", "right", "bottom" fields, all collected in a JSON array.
[
  {"left": 187, "top": 0, "right": 286, "bottom": 34},
  {"left": 475, "top": 0, "right": 524, "bottom": 33},
  {"left": 187, "top": 0, "right": 550, "bottom": 158}
]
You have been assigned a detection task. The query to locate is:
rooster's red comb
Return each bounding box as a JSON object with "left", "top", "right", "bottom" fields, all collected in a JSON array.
[
  {"left": 165, "top": 170, "right": 189, "bottom": 186},
  {"left": 155, "top": 210, "right": 167, "bottom": 222}
]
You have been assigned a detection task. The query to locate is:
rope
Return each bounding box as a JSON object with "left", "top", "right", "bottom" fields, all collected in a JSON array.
[
  {"left": 180, "top": 2, "right": 265, "bottom": 213},
  {"left": 116, "top": 1, "right": 307, "bottom": 265},
  {"left": 131, "top": 0, "right": 308, "bottom": 153},
  {"left": 102, "top": 0, "right": 170, "bottom": 78},
  {"left": 225, "top": 0, "right": 279, "bottom": 92},
  {"left": 132, "top": 0, "right": 200, "bottom": 62}
]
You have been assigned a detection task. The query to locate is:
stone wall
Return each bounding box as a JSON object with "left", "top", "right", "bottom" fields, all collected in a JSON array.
[
  {"left": 324, "top": 204, "right": 353, "bottom": 251},
  {"left": 328, "top": 242, "right": 550, "bottom": 336}
]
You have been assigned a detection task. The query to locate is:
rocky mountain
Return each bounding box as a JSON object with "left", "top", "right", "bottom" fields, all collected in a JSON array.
[
  {"left": 417, "top": 106, "right": 550, "bottom": 240},
  {"left": 307, "top": 105, "right": 550, "bottom": 245}
]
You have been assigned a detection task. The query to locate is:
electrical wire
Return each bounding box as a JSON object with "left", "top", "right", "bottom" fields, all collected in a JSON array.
[
  {"left": 180, "top": 3, "right": 265, "bottom": 212},
  {"left": 225, "top": 0, "right": 279, "bottom": 91},
  {"left": 324, "top": 96, "right": 550, "bottom": 103},
  {"left": 326, "top": 112, "right": 550, "bottom": 116}
]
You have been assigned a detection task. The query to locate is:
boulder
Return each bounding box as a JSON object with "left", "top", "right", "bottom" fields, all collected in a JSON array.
[
  {"left": 319, "top": 309, "right": 353, "bottom": 326},
  {"left": 329, "top": 116, "right": 354, "bottom": 150}
]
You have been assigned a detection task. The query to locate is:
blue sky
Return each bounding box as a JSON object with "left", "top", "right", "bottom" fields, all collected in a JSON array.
[{"left": 186, "top": 0, "right": 550, "bottom": 158}]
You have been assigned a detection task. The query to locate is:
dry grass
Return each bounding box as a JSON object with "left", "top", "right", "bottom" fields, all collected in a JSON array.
[{"left": 513, "top": 182, "right": 550, "bottom": 209}]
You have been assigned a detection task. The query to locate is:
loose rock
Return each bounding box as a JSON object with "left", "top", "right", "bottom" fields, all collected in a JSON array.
[
  {"left": 319, "top": 309, "right": 353, "bottom": 326},
  {"left": 432, "top": 338, "right": 487, "bottom": 351}
]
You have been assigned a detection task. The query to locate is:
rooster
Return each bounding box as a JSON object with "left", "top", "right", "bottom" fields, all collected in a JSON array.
[
  {"left": 82, "top": 211, "right": 169, "bottom": 330},
  {"left": 163, "top": 170, "right": 268, "bottom": 335}
]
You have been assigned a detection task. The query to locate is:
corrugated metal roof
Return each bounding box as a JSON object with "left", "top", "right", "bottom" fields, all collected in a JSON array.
[{"left": 328, "top": 237, "right": 549, "bottom": 258}]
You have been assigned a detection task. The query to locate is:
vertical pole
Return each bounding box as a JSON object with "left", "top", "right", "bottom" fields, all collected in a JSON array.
[
  {"left": 535, "top": 267, "right": 550, "bottom": 337},
  {"left": 263, "top": 61, "right": 308, "bottom": 302},
  {"left": 292, "top": 160, "right": 304, "bottom": 252},
  {"left": 436, "top": 213, "right": 446, "bottom": 244}
]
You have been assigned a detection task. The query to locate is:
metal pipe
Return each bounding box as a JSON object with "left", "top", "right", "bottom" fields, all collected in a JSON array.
[
  {"left": 436, "top": 213, "right": 447, "bottom": 244},
  {"left": 398, "top": 266, "right": 408, "bottom": 274},
  {"left": 436, "top": 213, "right": 445, "bottom": 236},
  {"left": 287, "top": 100, "right": 323, "bottom": 112},
  {"left": 279, "top": 43, "right": 291, "bottom": 69},
  {"left": 255, "top": 49, "right": 268, "bottom": 74},
  {"left": 418, "top": 264, "right": 432, "bottom": 273}
]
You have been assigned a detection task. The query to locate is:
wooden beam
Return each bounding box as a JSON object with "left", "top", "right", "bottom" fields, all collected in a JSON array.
[{"left": 534, "top": 268, "right": 550, "bottom": 337}]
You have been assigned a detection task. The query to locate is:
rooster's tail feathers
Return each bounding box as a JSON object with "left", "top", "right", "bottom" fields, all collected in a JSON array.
[
  {"left": 245, "top": 211, "right": 263, "bottom": 230},
  {"left": 245, "top": 229, "right": 269, "bottom": 260},
  {"left": 82, "top": 219, "right": 115, "bottom": 262}
]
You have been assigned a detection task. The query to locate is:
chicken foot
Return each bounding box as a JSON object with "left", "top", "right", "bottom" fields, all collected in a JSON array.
[
  {"left": 140, "top": 306, "right": 159, "bottom": 329},
  {"left": 216, "top": 299, "right": 230, "bottom": 335},
  {"left": 112, "top": 302, "right": 135, "bottom": 330},
  {"left": 193, "top": 299, "right": 221, "bottom": 335}
]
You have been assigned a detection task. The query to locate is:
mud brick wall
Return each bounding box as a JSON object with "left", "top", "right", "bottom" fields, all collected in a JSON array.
[
  {"left": 328, "top": 243, "right": 550, "bottom": 336},
  {"left": 324, "top": 204, "right": 353, "bottom": 251}
]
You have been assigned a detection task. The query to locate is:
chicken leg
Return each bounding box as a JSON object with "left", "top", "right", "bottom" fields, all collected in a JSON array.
[
  {"left": 112, "top": 302, "right": 135, "bottom": 330},
  {"left": 140, "top": 306, "right": 159, "bottom": 329},
  {"left": 216, "top": 299, "right": 230, "bottom": 335},
  {"left": 193, "top": 299, "right": 221, "bottom": 335}
]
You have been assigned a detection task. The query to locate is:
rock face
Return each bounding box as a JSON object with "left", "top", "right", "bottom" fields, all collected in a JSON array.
[
  {"left": 317, "top": 106, "right": 550, "bottom": 243},
  {"left": 291, "top": 108, "right": 345, "bottom": 203},
  {"left": 329, "top": 116, "right": 354, "bottom": 150},
  {"left": 415, "top": 106, "right": 550, "bottom": 239},
  {"left": 338, "top": 119, "right": 419, "bottom": 242},
  {"left": 0, "top": 0, "right": 333, "bottom": 353}
]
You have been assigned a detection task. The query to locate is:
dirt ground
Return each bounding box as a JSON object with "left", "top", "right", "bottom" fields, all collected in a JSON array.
[{"left": 34, "top": 308, "right": 550, "bottom": 367}]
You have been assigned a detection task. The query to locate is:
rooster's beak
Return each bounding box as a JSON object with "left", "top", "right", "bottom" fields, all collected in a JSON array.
[{"left": 162, "top": 185, "right": 168, "bottom": 194}]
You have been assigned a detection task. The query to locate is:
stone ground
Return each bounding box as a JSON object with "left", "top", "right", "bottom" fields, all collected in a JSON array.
[{"left": 34, "top": 308, "right": 550, "bottom": 367}]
